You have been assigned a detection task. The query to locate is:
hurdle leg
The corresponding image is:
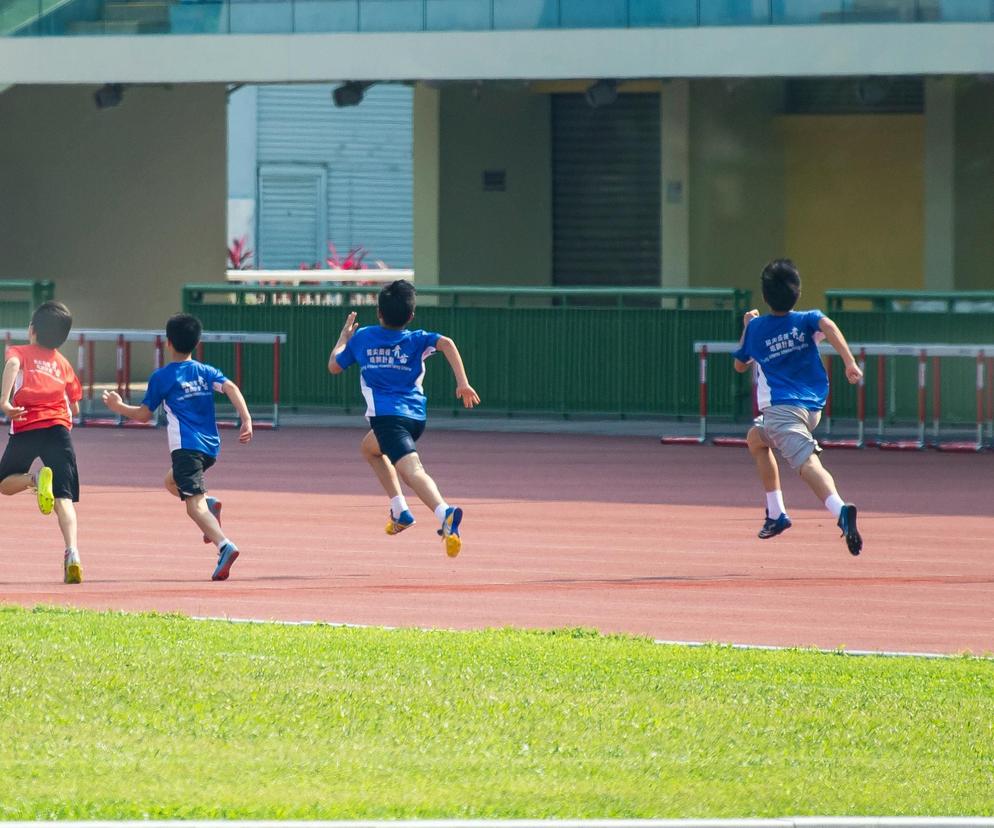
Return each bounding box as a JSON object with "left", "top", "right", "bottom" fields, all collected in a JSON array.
[
  {"left": 273, "top": 337, "right": 281, "bottom": 429},
  {"left": 931, "top": 355, "right": 941, "bottom": 447}
]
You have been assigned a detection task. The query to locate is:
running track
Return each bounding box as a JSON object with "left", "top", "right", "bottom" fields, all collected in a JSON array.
[{"left": 1, "top": 427, "right": 992, "bottom": 655}]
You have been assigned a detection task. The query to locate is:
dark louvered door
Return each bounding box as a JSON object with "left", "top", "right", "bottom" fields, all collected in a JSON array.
[{"left": 552, "top": 93, "right": 661, "bottom": 287}]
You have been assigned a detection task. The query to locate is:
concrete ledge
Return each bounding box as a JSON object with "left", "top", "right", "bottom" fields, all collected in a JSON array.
[{"left": 2, "top": 23, "right": 994, "bottom": 84}]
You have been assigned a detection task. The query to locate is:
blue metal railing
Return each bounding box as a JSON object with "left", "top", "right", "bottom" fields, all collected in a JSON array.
[{"left": 5, "top": 0, "right": 993, "bottom": 37}]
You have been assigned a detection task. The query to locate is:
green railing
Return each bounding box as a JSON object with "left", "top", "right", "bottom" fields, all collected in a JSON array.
[
  {"left": 183, "top": 283, "right": 751, "bottom": 416},
  {"left": 822, "top": 310, "right": 994, "bottom": 425},
  {"left": 0, "top": 280, "right": 55, "bottom": 328},
  {"left": 826, "top": 290, "right": 994, "bottom": 313}
]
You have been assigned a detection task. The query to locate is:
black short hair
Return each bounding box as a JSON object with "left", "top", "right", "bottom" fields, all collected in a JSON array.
[
  {"left": 761, "top": 259, "right": 802, "bottom": 313},
  {"left": 31, "top": 301, "right": 73, "bottom": 349},
  {"left": 166, "top": 313, "right": 202, "bottom": 355},
  {"left": 378, "top": 280, "right": 416, "bottom": 328}
]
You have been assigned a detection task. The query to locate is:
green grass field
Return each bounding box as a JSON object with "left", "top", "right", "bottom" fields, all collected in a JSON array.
[{"left": 1, "top": 604, "right": 993, "bottom": 818}]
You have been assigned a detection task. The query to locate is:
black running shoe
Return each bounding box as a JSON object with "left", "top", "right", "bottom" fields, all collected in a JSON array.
[
  {"left": 837, "top": 504, "right": 862, "bottom": 556},
  {"left": 758, "top": 513, "right": 792, "bottom": 539}
]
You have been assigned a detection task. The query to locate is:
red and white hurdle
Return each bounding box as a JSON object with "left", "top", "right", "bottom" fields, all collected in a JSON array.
[
  {"left": 1, "top": 328, "right": 286, "bottom": 430},
  {"left": 662, "top": 341, "right": 993, "bottom": 452}
]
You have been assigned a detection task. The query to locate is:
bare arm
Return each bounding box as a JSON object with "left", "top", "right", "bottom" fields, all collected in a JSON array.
[
  {"left": 733, "top": 310, "right": 760, "bottom": 374},
  {"left": 0, "top": 357, "right": 26, "bottom": 419},
  {"left": 328, "top": 312, "right": 358, "bottom": 376},
  {"left": 223, "top": 380, "right": 253, "bottom": 444},
  {"left": 435, "top": 336, "right": 480, "bottom": 408},
  {"left": 101, "top": 391, "right": 154, "bottom": 423},
  {"left": 819, "top": 316, "right": 863, "bottom": 384}
]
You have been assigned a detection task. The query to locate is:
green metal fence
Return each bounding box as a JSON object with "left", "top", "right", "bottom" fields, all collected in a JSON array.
[
  {"left": 0, "top": 280, "right": 55, "bottom": 328},
  {"left": 826, "top": 289, "right": 994, "bottom": 313},
  {"left": 824, "top": 309, "right": 994, "bottom": 424},
  {"left": 183, "top": 283, "right": 751, "bottom": 416}
]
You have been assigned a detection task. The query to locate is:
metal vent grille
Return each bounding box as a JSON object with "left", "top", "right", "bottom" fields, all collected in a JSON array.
[{"left": 785, "top": 77, "right": 924, "bottom": 114}]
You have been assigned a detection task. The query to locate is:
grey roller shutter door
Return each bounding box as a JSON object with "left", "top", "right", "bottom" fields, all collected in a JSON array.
[
  {"left": 257, "top": 84, "right": 413, "bottom": 268},
  {"left": 257, "top": 165, "right": 327, "bottom": 269},
  {"left": 552, "top": 93, "right": 661, "bottom": 287}
]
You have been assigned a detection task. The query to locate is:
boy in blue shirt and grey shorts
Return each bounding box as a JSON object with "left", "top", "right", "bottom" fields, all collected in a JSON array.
[
  {"left": 329, "top": 280, "right": 480, "bottom": 557},
  {"left": 103, "top": 313, "right": 254, "bottom": 580},
  {"left": 732, "top": 259, "right": 863, "bottom": 555}
]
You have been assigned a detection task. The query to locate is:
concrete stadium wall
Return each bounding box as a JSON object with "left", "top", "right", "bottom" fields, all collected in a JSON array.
[
  {"left": 0, "top": 84, "right": 226, "bottom": 332},
  {"left": 954, "top": 78, "right": 994, "bottom": 291},
  {"left": 436, "top": 83, "right": 552, "bottom": 287},
  {"left": 688, "top": 78, "right": 785, "bottom": 291}
]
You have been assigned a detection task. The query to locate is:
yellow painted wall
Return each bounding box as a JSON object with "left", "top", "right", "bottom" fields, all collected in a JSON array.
[{"left": 780, "top": 114, "right": 924, "bottom": 309}]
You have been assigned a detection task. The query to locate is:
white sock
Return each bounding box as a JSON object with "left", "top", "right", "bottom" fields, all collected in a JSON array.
[
  {"left": 824, "top": 494, "right": 845, "bottom": 519},
  {"left": 390, "top": 495, "right": 410, "bottom": 519},
  {"left": 765, "top": 490, "right": 786, "bottom": 519},
  {"left": 434, "top": 503, "right": 450, "bottom": 524},
  {"left": 216, "top": 537, "right": 235, "bottom": 550}
]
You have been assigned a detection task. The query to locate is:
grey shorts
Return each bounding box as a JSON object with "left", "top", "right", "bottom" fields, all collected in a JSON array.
[{"left": 754, "top": 405, "right": 823, "bottom": 470}]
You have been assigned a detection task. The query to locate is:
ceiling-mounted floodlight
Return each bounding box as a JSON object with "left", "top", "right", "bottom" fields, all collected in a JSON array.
[
  {"left": 332, "top": 81, "right": 375, "bottom": 107},
  {"left": 585, "top": 79, "right": 618, "bottom": 109},
  {"left": 94, "top": 83, "right": 124, "bottom": 110}
]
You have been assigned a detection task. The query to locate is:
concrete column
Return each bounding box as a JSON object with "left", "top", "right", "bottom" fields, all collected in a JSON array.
[
  {"left": 226, "top": 85, "right": 258, "bottom": 256},
  {"left": 924, "top": 77, "right": 955, "bottom": 291},
  {"left": 661, "top": 79, "right": 690, "bottom": 288},
  {"left": 413, "top": 83, "right": 441, "bottom": 287}
]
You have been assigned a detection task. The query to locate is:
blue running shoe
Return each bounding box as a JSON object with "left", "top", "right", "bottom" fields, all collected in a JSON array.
[
  {"left": 438, "top": 506, "right": 463, "bottom": 558},
  {"left": 758, "top": 512, "right": 792, "bottom": 539},
  {"left": 211, "top": 542, "right": 239, "bottom": 581},
  {"left": 837, "top": 503, "right": 862, "bottom": 556},
  {"left": 203, "top": 497, "right": 222, "bottom": 544},
  {"left": 386, "top": 509, "right": 416, "bottom": 536}
]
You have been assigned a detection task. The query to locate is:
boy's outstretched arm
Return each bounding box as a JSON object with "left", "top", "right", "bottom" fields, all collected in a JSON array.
[
  {"left": 222, "top": 380, "right": 253, "bottom": 444},
  {"left": 328, "top": 312, "right": 359, "bottom": 376},
  {"left": 733, "top": 309, "right": 760, "bottom": 373},
  {"left": 435, "top": 336, "right": 480, "bottom": 408},
  {"left": 819, "top": 316, "right": 863, "bottom": 384},
  {"left": 0, "top": 357, "right": 26, "bottom": 420},
  {"left": 101, "top": 391, "right": 154, "bottom": 423}
]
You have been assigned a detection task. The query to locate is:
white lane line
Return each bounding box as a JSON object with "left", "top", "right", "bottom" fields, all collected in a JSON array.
[{"left": 187, "top": 615, "right": 990, "bottom": 660}]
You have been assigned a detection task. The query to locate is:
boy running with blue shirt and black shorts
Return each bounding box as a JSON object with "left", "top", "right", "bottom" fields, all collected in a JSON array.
[
  {"left": 733, "top": 259, "right": 863, "bottom": 555},
  {"left": 103, "top": 313, "right": 253, "bottom": 580},
  {"left": 329, "top": 280, "right": 480, "bottom": 557}
]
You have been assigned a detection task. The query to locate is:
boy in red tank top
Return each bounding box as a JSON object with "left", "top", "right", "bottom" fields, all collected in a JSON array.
[{"left": 0, "top": 301, "right": 84, "bottom": 583}]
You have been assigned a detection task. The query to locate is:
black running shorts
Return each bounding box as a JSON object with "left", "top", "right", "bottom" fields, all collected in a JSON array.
[
  {"left": 0, "top": 425, "right": 80, "bottom": 502},
  {"left": 171, "top": 449, "right": 216, "bottom": 500},
  {"left": 369, "top": 415, "right": 426, "bottom": 464}
]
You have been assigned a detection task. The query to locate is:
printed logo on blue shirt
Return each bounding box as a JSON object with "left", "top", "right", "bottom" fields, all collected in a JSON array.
[
  {"left": 142, "top": 360, "right": 228, "bottom": 456},
  {"left": 336, "top": 326, "right": 441, "bottom": 420},
  {"left": 732, "top": 310, "right": 829, "bottom": 411}
]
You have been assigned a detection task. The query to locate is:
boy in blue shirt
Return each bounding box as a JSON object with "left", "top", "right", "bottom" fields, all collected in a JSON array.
[
  {"left": 733, "top": 259, "right": 863, "bottom": 555},
  {"left": 102, "top": 314, "right": 253, "bottom": 580},
  {"left": 329, "top": 280, "right": 480, "bottom": 557}
]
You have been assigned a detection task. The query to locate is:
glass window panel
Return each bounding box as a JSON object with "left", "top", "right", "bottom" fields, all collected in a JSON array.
[
  {"left": 841, "top": 0, "right": 916, "bottom": 21},
  {"left": 293, "top": 0, "right": 359, "bottom": 30},
  {"left": 773, "top": 0, "right": 842, "bottom": 23},
  {"left": 359, "top": 0, "right": 422, "bottom": 30},
  {"left": 493, "top": 0, "right": 559, "bottom": 28},
  {"left": 935, "top": 0, "right": 991, "bottom": 20},
  {"left": 629, "top": 0, "right": 697, "bottom": 25},
  {"left": 426, "top": 0, "right": 489, "bottom": 29},
  {"left": 169, "top": 0, "right": 226, "bottom": 32},
  {"left": 559, "top": 0, "right": 627, "bottom": 27},
  {"left": 699, "top": 0, "right": 768, "bottom": 24},
  {"left": 228, "top": 0, "right": 291, "bottom": 32}
]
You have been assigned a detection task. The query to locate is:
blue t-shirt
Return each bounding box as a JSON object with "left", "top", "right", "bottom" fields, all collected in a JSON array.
[
  {"left": 732, "top": 310, "right": 828, "bottom": 411},
  {"left": 336, "top": 326, "right": 441, "bottom": 419},
  {"left": 142, "top": 360, "right": 229, "bottom": 456}
]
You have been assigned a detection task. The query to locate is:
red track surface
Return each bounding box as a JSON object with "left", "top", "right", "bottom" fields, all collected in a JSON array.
[{"left": 1, "top": 427, "right": 992, "bottom": 655}]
